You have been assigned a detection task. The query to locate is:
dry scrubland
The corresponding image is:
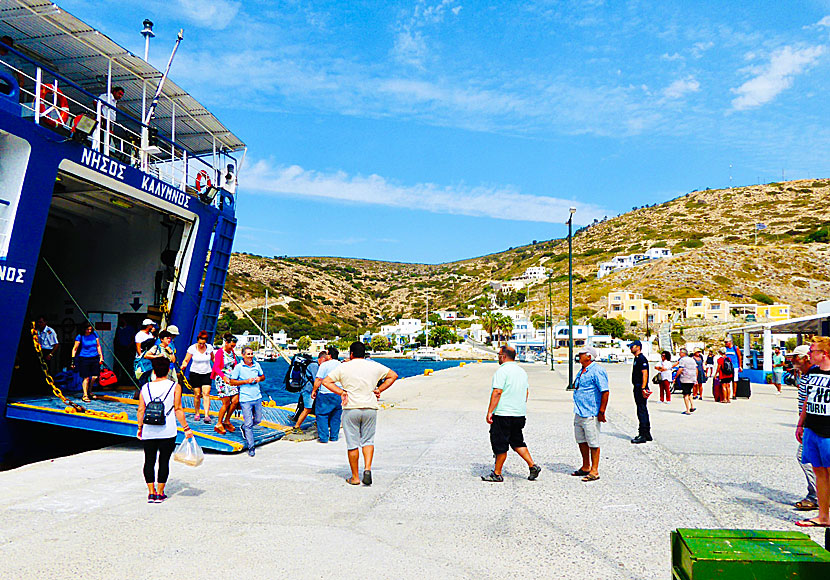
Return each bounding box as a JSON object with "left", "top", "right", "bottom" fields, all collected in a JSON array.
[{"left": 224, "top": 179, "right": 830, "bottom": 334}]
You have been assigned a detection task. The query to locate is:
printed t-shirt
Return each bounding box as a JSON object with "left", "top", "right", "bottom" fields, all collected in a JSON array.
[
  {"left": 141, "top": 379, "right": 178, "bottom": 439},
  {"left": 572, "top": 362, "right": 609, "bottom": 418},
  {"left": 75, "top": 333, "right": 99, "bottom": 358},
  {"left": 187, "top": 344, "right": 214, "bottom": 374},
  {"left": 326, "top": 358, "right": 390, "bottom": 410},
  {"left": 229, "top": 360, "right": 264, "bottom": 403},
  {"left": 773, "top": 353, "right": 784, "bottom": 370},
  {"left": 38, "top": 326, "right": 58, "bottom": 350},
  {"left": 492, "top": 361, "right": 528, "bottom": 417},
  {"left": 632, "top": 353, "right": 649, "bottom": 387},
  {"left": 676, "top": 356, "right": 697, "bottom": 383},
  {"left": 316, "top": 359, "right": 341, "bottom": 394},
  {"left": 804, "top": 368, "right": 830, "bottom": 438}
]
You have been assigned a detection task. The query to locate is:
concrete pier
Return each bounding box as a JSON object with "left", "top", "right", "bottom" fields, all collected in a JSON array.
[{"left": 0, "top": 362, "right": 824, "bottom": 579}]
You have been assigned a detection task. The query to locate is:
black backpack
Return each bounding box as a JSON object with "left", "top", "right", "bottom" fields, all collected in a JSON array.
[
  {"left": 144, "top": 382, "right": 175, "bottom": 425},
  {"left": 721, "top": 355, "right": 734, "bottom": 376},
  {"left": 284, "top": 354, "right": 314, "bottom": 393}
]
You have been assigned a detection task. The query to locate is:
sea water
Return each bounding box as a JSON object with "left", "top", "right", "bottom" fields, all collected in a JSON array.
[{"left": 257, "top": 358, "right": 485, "bottom": 406}]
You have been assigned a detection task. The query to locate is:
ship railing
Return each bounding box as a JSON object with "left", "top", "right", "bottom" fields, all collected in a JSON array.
[{"left": 0, "top": 46, "right": 236, "bottom": 206}]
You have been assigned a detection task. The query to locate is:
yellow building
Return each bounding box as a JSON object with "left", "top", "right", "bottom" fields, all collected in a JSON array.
[
  {"left": 756, "top": 304, "right": 790, "bottom": 322},
  {"left": 607, "top": 291, "right": 673, "bottom": 325},
  {"left": 685, "top": 297, "right": 730, "bottom": 321}
]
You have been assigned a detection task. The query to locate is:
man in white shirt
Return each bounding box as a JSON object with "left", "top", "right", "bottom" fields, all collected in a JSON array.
[
  {"left": 97, "top": 86, "right": 124, "bottom": 153},
  {"left": 322, "top": 341, "right": 398, "bottom": 486},
  {"left": 35, "top": 315, "right": 60, "bottom": 375}
]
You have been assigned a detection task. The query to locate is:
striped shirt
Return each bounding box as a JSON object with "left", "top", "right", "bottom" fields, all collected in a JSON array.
[{"left": 798, "top": 373, "right": 809, "bottom": 414}]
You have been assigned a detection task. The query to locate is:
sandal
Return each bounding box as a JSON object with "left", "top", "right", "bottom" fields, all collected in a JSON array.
[
  {"left": 345, "top": 478, "right": 361, "bottom": 485},
  {"left": 795, "top": 499, "right": 818, "bottom": 511},
  {"left": 214, "top": 424, "right": 226, "bottom": 435},
  {"left": 82, "top": 396, "right": 91, "bottom": 403},
  {"left": 481, "top": 471, "right": 504, "bottom": 482},
  {"left": 581, "top": 474, "right": 600, "bottom": 482},
  {"left": 795, "top": 518, "right": 829, "bottom": 527},
  {"left": 193, "top": 414, "right": 201, "bottom": 422},
  {"left": 223, "top": 423, "right": 236, "bottom": 433},
  {"left": 571, "top": 469, "right": 590, "bottom": 477}
]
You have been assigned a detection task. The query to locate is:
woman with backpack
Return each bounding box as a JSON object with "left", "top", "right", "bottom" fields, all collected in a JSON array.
[
  {"left": 137, "top": 356, "right": 192, "bottom": 503},
  {"left": 716, "top": 347, "right": 733, "bottom": 403},
  {"left": 211, "top": 333, "right": 240, "bottom": 435}
]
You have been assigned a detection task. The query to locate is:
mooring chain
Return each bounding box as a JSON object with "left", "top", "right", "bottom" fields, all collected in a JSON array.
[{"left": 30, "top": 322, "right": 86, "bottom": 413}]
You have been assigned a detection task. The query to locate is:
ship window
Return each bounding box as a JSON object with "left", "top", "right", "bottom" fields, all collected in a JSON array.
[{"left": 0, "top": 132, "right": 32, "bottom": 260}]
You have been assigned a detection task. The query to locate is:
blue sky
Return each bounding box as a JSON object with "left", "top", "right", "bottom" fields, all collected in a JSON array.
[{"left": 61, "top": 0, "right": 830, "bottom": 262}]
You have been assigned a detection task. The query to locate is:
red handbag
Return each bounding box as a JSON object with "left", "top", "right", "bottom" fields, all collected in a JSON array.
[{"left": 98, "top": 365, "right": 118, "bottom": 387}]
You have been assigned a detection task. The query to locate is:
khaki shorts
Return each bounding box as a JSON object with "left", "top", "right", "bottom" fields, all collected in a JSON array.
[{"left": 574, "top": 414, "right": 601, "bottom": 448}]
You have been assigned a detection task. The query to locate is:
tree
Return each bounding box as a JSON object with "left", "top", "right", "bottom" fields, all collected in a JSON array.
[
  {"left": 430, "top": 325, "right": 457, "bottom": 347},
  {"left": 495, "top": 313, "right": 514, "bottom": 346},
  {"left": 481, "top": 312, "right": 499, "bottom": 344},
  {"left": 589, "top": 316, "right": 625, "bottom": 339},
  {"left": 297, "top": 335, "right": 311, "bottom": 351},
  {"left": 370, "top": 335, "right": 391, "bottom": 351}
]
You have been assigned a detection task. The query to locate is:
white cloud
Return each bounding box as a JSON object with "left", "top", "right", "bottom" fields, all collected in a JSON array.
[
  {"left": 243, "top": 161, "right": 606, "bottom": 224},
  {"left": 661, "top": 52, "right": 683, "bottom": 61},
  {"left": 731, "top": 45, "right": 824, "bottom": 110},
  {"left": 392, "top": 0, "right": 462, "bottom": 67},
  {"left": 175, "top": 0, "right": 241, "bottom": 30},
  {"left": 392, "top": 28, "right": 428, "bottom": 69},
  {"left": 808, "top": 15, "right": 830, "bottom": 29},
  {"left": 662, "top": 76, "right": 700, "bottom": 99}
]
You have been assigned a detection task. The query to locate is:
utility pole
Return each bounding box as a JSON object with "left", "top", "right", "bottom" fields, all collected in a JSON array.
[
  {"left": 548, "top": 272, "right": 553, "bottom": 370},
  {"left": 567, "top": 207, "right": 576, "bottom": 390}
]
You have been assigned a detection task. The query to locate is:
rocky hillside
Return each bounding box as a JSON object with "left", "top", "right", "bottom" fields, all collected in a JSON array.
[{"left": 222, "top": 179, "right": 830, "bottom": 338}]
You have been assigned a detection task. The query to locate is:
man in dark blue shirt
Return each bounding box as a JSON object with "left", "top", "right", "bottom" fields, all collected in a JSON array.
[{"left": 629, "top": 340, "right": 652, "bottom": 444}]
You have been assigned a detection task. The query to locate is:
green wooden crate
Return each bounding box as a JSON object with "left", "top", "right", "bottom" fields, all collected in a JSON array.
[{"left": 671, "top": 528, "right": 830, "bottom": 580}]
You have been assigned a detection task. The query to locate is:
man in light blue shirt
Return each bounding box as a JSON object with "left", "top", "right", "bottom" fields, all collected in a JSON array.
[
  {"left": 482, "top": 346, "right": 541, "bottom": 483},
  {"left": 228, "top": 347, "right": 265, "bottom": 457},
  {"left": 313, "top": 346, "right": 343, "bottom": 443},
  {"left": 572, "top": 346, "right": 609, "bottom": 481}
]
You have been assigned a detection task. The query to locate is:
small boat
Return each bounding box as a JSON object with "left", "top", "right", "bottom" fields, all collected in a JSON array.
[{"left": 412, "top": 347, "right": 443, "bottom": 361}]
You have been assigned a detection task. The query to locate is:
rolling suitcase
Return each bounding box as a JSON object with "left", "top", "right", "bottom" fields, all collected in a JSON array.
[
  {"left": 713, "top": 377, "right": 723, "bottom": 402},
  {"left": 735, "top": 377, "right": 751, "bottom": 398}
]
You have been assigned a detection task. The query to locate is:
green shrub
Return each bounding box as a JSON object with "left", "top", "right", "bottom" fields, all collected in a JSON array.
[
  {"left": 751, "top": 292, "right": 774, "bottom": 305},
  {"left": 675, "top": 239, "right": 704, "bottom": 249},
  {"left": 804, "top": 225, "right": 830, "bottom": 243},
  {"left": 650, "top": 241, "right": 667, "bottom": 248},
  {"left": 581, "top": 248, "right": 605, "bottom": 257}
]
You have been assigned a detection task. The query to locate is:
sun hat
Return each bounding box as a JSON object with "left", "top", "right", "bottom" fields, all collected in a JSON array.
[
  {"left": 142, "top": 318, "right": 155, "bottom": 326},
  {"left": 166, "top": 325, "right": 180, "bottom": 336}
]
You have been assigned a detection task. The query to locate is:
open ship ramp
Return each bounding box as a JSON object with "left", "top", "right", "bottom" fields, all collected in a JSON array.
[{"left": 6, "top": 392, "right": 314, "bottom": 452}]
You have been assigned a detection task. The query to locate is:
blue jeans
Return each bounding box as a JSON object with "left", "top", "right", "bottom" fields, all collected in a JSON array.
[
  {"left": 239, "top": 398, "right": 263, "bottom": 449},
  {"left": 315, "top": 393, "right": 342, "bottom": 443}
]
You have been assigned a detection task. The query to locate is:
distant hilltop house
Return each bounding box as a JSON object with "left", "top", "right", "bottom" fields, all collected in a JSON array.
[
  {"left": 606, "top": 291, "right": 673, "bottom": 325},
  {"left": 434, "top": 310, "right": 458, "bottom": 321},
  {"left": 489, "top": 279, "right": 526, "bottom": 292},
  {"left": 490, "top": 264, "right": 549, "bottom": 293},
  {"left": 685, "top": 298, "right": 790, "bottom": 322},
  {"left": 597, "top": 247, "right": 672, "bottom": 279}
]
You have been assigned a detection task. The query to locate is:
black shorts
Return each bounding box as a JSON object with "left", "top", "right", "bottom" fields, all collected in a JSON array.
[
  {"left": 189, "top": 371, "right": 212, "bottom": 390},
  {"left": 679, "top": 382, "right": 694, "bottom": 396},
  {"left": 490, "top": 415, "right": 527, "bottom": 455},
  {"left": 75, "top": 356, "right": 99, "bottom": 379}
]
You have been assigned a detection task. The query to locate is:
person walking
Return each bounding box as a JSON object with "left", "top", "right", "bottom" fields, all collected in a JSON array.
[
  {"left": 715, "top": 347, "right": 732, "bottom": 403},
  {"left": 655, "top": 350, "right": 674, "bottom": 404},
  {"left": 228, "top": 347, "right": 265, "bottom": 457},
  {"left": 71, "top": 323, "right": 104, "bottom": 403},
  {"left": 291, "top": 352, "right": 321, "bottom": 433},
  {"left": 35, "top": 315, "right": 60, "bottom": 376},
  {"left": 211, "top": 333, "right": 240, "bottom": 435},
  {"left": 479, "top": 345, "right": 541, "bottom": 482},
  {"left": 180, "top": 330, "right": 215, "bottom": 424},
  {"left": 724, "top": 336, "right": 743, "bottom": 399},
  {"left": 772, "top": 345, "right": 785, "bottom": 394},
  {"left": 134, "top": 319, "right": 156, "bottom": 383},
  {"left": 137, "top": 356, "right": 192, "bottom": 503},
  {"left": 791, "top": 345, "right": 818, "bottom": 512},
  {"left": 571, "top": 346, "right": 609, "bottom": 482},
  {"left": 313, "top": 347, "right": 343, "bottom": 444},
  {"left": 321, "top": 341, "right": 398, "bottom": 486},
  {"left": 675, "top": 348, "right": 698, "bottom": 415},
  {"left": 693, "top": 349, "right": 706, "bottom": 400},
  {"left": 629, "top": 340, "right": 652, "bottom": 443},
  {"left": 795, "top": 336, "right": 830, "bottom": 528}
]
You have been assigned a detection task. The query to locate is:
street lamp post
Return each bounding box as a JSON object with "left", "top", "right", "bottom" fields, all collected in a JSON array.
[{"left": 566, "top": 207, "right": 576, "bottom": 391}]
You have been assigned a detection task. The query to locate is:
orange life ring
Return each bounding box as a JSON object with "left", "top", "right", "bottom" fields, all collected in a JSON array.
[
  {"left": 39, "top": 84, "right": 70, "bottom": 128},
  {"left": 195, "top": 170, "right": 213, "bottom": 193}
]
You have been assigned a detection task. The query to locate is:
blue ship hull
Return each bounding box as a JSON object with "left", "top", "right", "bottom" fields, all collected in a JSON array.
[{"left": 0, "top": 105, "right": 237, "bottom": 466}]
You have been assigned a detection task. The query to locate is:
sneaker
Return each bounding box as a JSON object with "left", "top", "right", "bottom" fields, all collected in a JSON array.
[
  {"left": 481, "top": 471, "right": 504, "bottom": 482},
  {"left": 154, "top": 494, "right": 167, "bottom": 503},
  {"left": 528, "top": 464, "right": 541, "bottom": 481},
  {"left": 631, "top": 434, "right": 650, "bottom": 444},
  {"left": 248, "top": 447, "right": 255, "bottom": 457},
  {"left": 690, "top": 407, "right": 697, "bottom": 413},
  {"left": 147, "top": 493, "right": 156, "bottom": 503}
]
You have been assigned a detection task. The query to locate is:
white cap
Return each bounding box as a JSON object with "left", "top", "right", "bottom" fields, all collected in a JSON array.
[
  {"left": 166, "top": 325, "right": 180, "bottom": 336},
  {"left": 577, "top": 345, "right": 599, "bottom": 360},
  {"left": 793, "top": 345, "right": 810, "bottom": 357},
  {"left": 142, "top": 318, "right": 155, "bottom": 326}
]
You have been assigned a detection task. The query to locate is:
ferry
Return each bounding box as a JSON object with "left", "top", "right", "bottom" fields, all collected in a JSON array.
[
  {"left": 412, "top": 347, "right": 443, "bottom": 362},
  {"left": 0, "top": 1, "right": 307, "bottom": 467}
]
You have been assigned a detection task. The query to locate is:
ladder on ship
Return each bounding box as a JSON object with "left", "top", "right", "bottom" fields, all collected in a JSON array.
[{"left": 196, "top": 215, "right": 236, "bottom": 338}]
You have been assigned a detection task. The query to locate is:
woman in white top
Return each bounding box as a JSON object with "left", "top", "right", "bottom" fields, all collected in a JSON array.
[
  {"left": 137, "top": 357, "right": 192, "bottom": 503},
  {"left": 655, "top": 350, "right": 675, "bottom": 404},
  {"left": 180, "top": 330, "right": 215, "bottom": 424}
]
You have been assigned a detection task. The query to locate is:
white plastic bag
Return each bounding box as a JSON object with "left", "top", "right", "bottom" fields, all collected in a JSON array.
[{"left": 173, "top": 436, "right": 204, "bottom": 467}]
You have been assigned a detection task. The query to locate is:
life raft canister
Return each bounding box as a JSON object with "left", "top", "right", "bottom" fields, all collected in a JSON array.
[
  {"left": 195, "top": 169, "right": 213, "bottom": 193},
  {"left": 39, "top": 84, "right": 70, "bottom": 128}
]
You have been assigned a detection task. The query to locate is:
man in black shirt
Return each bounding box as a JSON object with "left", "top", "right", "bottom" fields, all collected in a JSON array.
[{"left": 629, "top": 340, "right": 652, "bottom": 444}]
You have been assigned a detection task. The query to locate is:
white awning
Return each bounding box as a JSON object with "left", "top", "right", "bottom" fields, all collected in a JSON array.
[
  {"left": 730, "top": 312, "right": 830, "bottom": 335},
  {"left": 0, "top": 0, "right": 244, "bottom": 155}
]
